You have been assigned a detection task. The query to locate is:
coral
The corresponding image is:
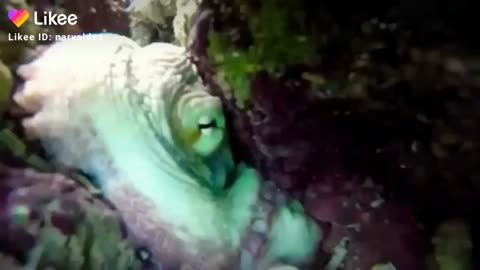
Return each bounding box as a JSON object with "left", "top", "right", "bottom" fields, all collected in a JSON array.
[
  {"left": 192, "top": 0, "right": 480, "bottom": 212},
  {"left": 206, "top": 0, "right": 317, "bottom": 106},
  {"left": 207, "top": 32, "right": 254, "bottom": 106},
  {"left": 431, "top": 219, "right": 473, "bottom": 270},
  {"left": 0, "top": 163, "right": 140, "bottom": 269},
  {"left": 190, "top": 1, "right": 480, "bottom": 268},
  {"left": 173, "top": 0, "right": 200, "bottom": 46},
  {"left": 305, "top": 175, "right": 424, "bottom": 269},
  {"left": 127, "top": 0, "right": 200, "bottom": 46},
  {"left": 127, "top": 0, "right": 177, "bottom": 45},
  {"left": 371, "top": 263, "right": 397, "bottom": 270},
  {"left": 187, "top": 0, "right": 480, "bottom": 269}
]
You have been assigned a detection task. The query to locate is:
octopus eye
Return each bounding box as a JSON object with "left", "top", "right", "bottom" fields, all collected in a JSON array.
[
  {"left": 198, "top": 116, "right": 217, "bottom": 131},
  {"left": 192, "top": 115, "right": 225, "bottom": 156},
  {"left": 198, "top": 120, "right": 217, "bottom": 130}
]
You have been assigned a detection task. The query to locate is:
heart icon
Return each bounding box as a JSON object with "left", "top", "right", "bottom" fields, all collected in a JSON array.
[{"left": 8, "top": 8, "right": 30, "bottom": 27}]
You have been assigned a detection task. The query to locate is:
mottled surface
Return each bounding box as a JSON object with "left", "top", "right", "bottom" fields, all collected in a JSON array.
[
  {"left": 128, "top": 0, "right": 176, "bottom": 45},
  {"left": 128, "top": 0, "right": 200, "bottom": 46},
  {"left": 0, "top": 163, "right": 140, "bottom": 269},
  {"left": 304, "top": 175, "right": 424, "bottom": 269}
]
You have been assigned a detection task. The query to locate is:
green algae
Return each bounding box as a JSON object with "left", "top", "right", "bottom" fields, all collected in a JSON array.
[
  {"left": 0, "top": 60, "right": 12, "bottom": 111},
  {"left": 241, "top": 0, "right": 317, "bottom": 71},
  {"left": 208, "top": 32, "right": 256, "bottom": 106},
  {"left": 432, "top": 219, "right": 473, "bottom": 270},
  {"left": 0, "top": 128, "right": 27, "bottom": 157},
  {"left": 207, "top": 0, "right": 317, "bottom": 106},
  {"left": 0, "top": 126, "right": 101, "bottom": 193}
]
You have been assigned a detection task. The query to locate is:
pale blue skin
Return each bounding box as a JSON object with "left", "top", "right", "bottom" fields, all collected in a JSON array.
[{"left": 15, "top": 33, "right": 321, "bottom": 269}]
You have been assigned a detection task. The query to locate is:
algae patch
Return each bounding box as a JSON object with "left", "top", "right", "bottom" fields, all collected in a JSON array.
[
  {"left": 0, "top": 60, "right": 12, "bottom": 111},
  {"left": 207, "top": 0, "right": 317, "bottom": 106}
]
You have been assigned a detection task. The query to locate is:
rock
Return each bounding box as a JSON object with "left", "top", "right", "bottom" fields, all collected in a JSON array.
[
  {"left": 0, "top": 162, "right": 141, "bottom": 269},
  {"left": 187, "top": 0, "right": 480, "bottom": 268},
  {"left": 62, "top": 0, "right": 129, "bottom": 34},
  {"left": 127, "top": 0, "right": 200, "bottom": 46}
]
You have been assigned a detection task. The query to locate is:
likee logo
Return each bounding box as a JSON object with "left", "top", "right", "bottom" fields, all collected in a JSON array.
[
  {"left": 6, "top": 9, "right": 94, "bottom": 42},
  {"left": 8, "top": 8, "right": 30, "bottom": 27}
]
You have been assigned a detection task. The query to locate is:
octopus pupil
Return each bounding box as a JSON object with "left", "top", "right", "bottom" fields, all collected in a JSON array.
[
  {"left": 135, "top": 247, "right": 152, "bottom": 262},
  {"left": 198, "top": 120, "right": 217, "bottom": 129}
]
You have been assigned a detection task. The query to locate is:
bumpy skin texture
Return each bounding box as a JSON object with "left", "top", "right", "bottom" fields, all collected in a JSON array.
[{"left": 13, "top": 34, "right": 320, "bottom": 270}]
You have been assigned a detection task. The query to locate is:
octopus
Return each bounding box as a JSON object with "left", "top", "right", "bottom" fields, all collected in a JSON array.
[{"left": 13, "top": 33, "right": 321, "bottom": 270}]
